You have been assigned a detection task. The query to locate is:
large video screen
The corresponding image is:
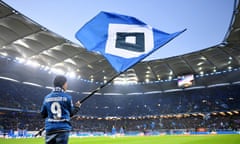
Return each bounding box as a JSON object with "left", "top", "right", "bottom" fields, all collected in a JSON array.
[{"left": 177, "top": 74, "right": 194, "bottom": 88}]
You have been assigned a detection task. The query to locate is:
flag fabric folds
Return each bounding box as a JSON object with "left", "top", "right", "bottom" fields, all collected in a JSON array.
[{"left": 75, "top": 11, "right": 186, "bottom": 73}]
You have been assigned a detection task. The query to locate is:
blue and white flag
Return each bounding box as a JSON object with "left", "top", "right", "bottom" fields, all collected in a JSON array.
[{"left": 75, "top": 11, "right": 186, "bottom": 73}]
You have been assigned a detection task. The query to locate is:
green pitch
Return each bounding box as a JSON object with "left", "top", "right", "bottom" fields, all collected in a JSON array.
[{"left": 0, "top": 134, "right": 240, "bottom": 144}]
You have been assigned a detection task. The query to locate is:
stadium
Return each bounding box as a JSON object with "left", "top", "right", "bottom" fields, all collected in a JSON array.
[{"left": 0, "top": 0, "right": 240, "bottom": 143}]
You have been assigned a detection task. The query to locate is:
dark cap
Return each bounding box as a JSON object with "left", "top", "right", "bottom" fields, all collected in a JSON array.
[{"left": 53, "top": 75, "right": 67, "bottom": 88}]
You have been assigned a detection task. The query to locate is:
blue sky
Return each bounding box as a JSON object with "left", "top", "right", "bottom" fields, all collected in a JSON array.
[{"left": 4, "top": 0, "right": 235, "bottom": 60}]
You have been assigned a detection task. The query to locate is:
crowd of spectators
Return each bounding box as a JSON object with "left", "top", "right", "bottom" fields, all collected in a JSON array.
[
  {"left": 0, "top": 78, "right": 240, "bottom": 133},
  {"left": 0, "top": 110, "right": 239, "bottom": 133},
  {"left": 71, "top": 114, "right": 240, "bottom": 133},
  {"left": 0, "top": 79, "right": 239, "bottom": 116}
]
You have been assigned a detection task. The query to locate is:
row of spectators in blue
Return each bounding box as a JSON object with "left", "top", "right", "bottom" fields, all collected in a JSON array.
[
  {"left": 0, "top": 78, "right": 239, "bottom": 117},
  {"left": 72, "top": 115, "right": 240, "bottom": 132},
  {"left": 0, "top": 109, "right": 239, "bottom": 132}
]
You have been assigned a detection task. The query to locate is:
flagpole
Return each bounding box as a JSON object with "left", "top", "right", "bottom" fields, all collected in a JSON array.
[{"left": 79, "top": 71, "right": 123, "bottom": 103}]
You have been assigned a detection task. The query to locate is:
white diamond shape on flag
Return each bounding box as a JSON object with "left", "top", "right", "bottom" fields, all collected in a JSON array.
[{"left": 105, "top": 24, "right": 154, "bottom": 58}]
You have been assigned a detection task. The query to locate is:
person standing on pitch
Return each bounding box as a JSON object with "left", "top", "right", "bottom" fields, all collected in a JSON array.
[{"left": 41, "top": 75, "right": 81, "bottom": 144}]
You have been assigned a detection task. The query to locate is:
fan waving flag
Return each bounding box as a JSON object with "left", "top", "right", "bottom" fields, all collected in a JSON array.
[{"left": 75, "top": 11, "right": 186, "bottom": 73}]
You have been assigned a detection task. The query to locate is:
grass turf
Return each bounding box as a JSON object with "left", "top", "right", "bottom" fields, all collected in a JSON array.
[{"left": 0, "top": 134, "right": 240, "bottom": 144}]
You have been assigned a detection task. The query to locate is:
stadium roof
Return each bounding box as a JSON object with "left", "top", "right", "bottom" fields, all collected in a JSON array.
[{"left": 0, "top": 0, "right": 239, "bottom": 87}]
